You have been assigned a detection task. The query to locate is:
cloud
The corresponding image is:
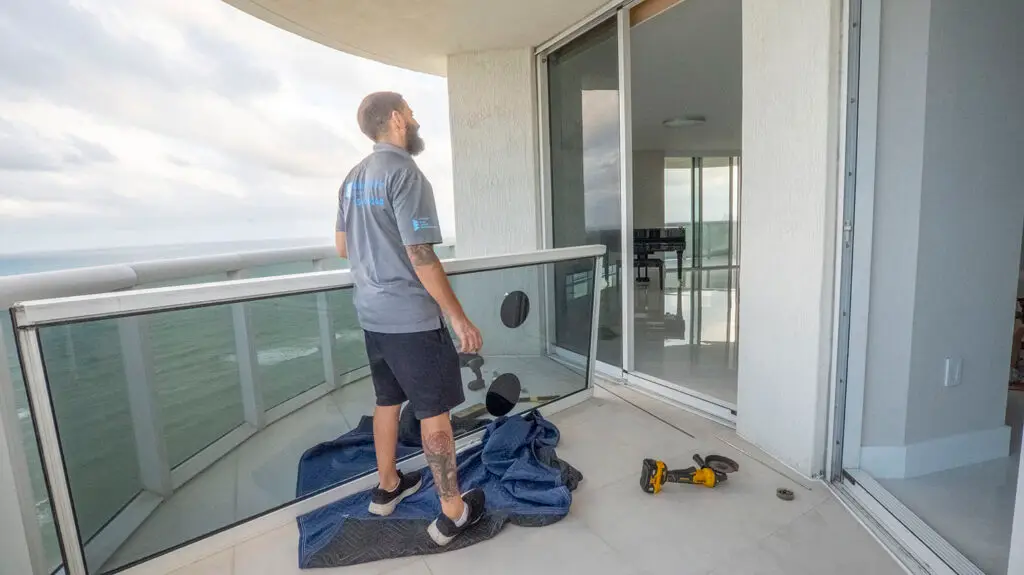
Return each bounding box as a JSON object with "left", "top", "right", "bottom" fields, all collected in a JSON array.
[
  {"left": 0, "top": 117, "right": 116, "bottom": 172},
  {"left": 0, "top": 0, "right": 455, "bottom": 254}
]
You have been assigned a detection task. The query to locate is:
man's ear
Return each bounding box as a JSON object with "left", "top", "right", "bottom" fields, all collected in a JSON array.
[{"left": 390, "top": 110, "right": 404, "bottom": 131}]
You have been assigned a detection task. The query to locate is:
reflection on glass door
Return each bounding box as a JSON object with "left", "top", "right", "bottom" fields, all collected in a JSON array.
[
  {"left": 631, "top": 156, "right": 740, "bottom": 406},
  {"left": 547, "top": 18, "right": 623, "bottom": 368}
]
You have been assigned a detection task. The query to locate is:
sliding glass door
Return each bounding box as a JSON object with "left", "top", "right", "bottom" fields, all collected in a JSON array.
[
  {"left": 630, "top": 155, "right": 740, "bottom": 407},
  {"left": 546, "top": 18, "right": 623, "bottom": 369},
  {"left": 540, "top": 0, "right": 742, "bottom": 417}
]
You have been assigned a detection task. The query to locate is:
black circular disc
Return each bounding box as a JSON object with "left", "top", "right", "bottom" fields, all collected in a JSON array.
[
  {"left": 486, "top": 373, "right": 522, "bottom": 417},
  {"left": 500, "top": 291, "right": 531, "bottom": 329},
  {"left": 704, "top": 455, "right": 740, "bottom": 474},
  {"left": 776, "top": 488, "right": 795, "bottom": 501}
]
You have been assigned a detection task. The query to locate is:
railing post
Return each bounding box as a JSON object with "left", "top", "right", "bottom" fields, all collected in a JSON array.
[
  {"left": 587, "top": 256, "right": 604, "bottom": 388},
  {"left": 228, "top": 270, "right": 265, "bottom": 429},
  {"left": 312, "top": 260, "right": 338, "bottom": 390},
  {"left": 118, "top": 316, "right": 173, "bottom": 497},
  {"left": 0, "top": 324, "right": 48, "bottom": 574}
]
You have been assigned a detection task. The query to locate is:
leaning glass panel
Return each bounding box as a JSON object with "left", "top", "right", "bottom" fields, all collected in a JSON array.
[{"left": 37, "top": 319, "right": 144, "bottom": 573}]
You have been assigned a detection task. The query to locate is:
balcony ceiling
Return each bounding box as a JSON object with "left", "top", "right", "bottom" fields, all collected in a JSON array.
[
  {"left": 222, "top": 0, "right": 612, "bottom": 76},
  {"left": 631, "top": 0, "right": 742, "bottom": 154}
]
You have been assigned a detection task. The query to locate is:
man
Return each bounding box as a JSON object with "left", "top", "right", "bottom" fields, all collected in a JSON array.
[{"left": 335, "top": 91, "right": 486, "bottom": 546}]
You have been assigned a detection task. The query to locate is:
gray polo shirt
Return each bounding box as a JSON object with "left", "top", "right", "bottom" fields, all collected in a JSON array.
[{"left": 336, "top": 143, "right": 444, "bottom": 334}]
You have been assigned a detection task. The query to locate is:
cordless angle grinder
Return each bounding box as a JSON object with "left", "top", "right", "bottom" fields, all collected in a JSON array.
[{"left": 640, "top": 454, "right": 740, "bottom": 494}]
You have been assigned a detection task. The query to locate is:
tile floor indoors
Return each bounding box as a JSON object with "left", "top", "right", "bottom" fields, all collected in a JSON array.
[
  {"left": 105, "top": 355, "right": 586, "bottom": 571},
  {"left": 632, "top": 269, "right": 739, "bottom": 406},
  {"left": 159, "top": 384, "right": 905, "bottom": 575},
  {"left": 877, "top": 390, "right": 1023, "bottom": 575}
]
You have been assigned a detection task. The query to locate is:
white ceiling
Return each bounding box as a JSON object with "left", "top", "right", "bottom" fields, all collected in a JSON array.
[
  {"left": 630, "top": 0, "right": 742, "bottom": 154},
  {"left": 222, "top": 0, "right": 611, "bottom": 76},
  {"left": 221, "top": 0, "right": 740, "bottom": 153}
]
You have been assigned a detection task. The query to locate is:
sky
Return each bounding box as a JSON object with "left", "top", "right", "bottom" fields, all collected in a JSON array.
[{"left": 0, "top": 0, "right": 454, "bottom": 255}]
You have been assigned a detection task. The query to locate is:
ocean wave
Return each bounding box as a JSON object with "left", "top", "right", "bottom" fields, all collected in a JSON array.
[
  {"left": 35, "top": 497, "right": 53, "bottom": 524},
  {"left": 222, "top": 344, "right": 321, "bottom": 367},
  {"left": 256, "top": 346, "right": 319, "bottom": 366},
  {"left": 217, "top": 332, "right": 362, "bottom": 367},
  {"left": 334, "top": 330, "right": 363, "bottom": 344}
]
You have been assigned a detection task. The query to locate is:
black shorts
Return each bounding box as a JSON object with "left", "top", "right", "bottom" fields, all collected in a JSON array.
[{"left": 363, "top": 326, "right": 465, "bottom": 420}]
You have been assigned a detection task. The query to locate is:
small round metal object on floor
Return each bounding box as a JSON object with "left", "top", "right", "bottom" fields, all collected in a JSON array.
[{"left": 776, "top": 488, "right": 795, "bottom": 501}]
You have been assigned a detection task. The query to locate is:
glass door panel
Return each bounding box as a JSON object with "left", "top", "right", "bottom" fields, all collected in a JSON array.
[
  {"left": 631, "top": 155, "right": 740, "bottom": 406},
  {"left": 547, "top": 18, "right": 623, "bottom": 367}
]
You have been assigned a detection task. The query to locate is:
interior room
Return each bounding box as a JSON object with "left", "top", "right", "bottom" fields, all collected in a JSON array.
[
  {"left": 844, "top": 1, "right": 1024, "bottom": 572},
  {"left": 628, "top": 0, "right": 741, "bottom": 405}
]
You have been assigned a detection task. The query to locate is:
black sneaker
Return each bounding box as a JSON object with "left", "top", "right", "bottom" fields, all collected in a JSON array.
[
  {"left": 427, "top": 488, "right": 486, "bottom": 546},
  {"left": 368, "top": 471, "right": 422, "bottom": 516}
]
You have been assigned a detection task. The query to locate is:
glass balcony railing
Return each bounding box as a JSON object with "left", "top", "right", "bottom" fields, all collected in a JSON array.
[{"left": 5, "top": 245, "right": 603, "bottom": 575}]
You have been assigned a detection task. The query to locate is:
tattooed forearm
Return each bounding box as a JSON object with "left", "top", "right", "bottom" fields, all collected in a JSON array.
[
  {"left": 406, "top": 244, "right": 439, "bottom": 267},
  {"left": 423, "top": 430, "right": 460, "bottom": 500}
]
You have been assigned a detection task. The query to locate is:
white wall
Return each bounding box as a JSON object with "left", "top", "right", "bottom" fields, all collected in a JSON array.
[
  {"left": 859, "top": 0, "right": 930, "bottom": 450},
  {"left": 858, "top": 0, "right": 1023, "bottom": 479},
  {"left": 736, "top": 0, "right": 842, "bottom": 477},
  {"left": 632, "top": 151, "right": 666, "bottom": 228},
  {"left": 905, "top": 0, "right": 1023, "bottom": 445},
  {"left": 447, "top": 48, "right": 541, "bottom": 259},
  {"left": 445, "top": 49, "right": 552, "bottom": 373}
]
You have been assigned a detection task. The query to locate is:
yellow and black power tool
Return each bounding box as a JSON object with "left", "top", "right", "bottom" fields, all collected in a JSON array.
[{"left": 640, "top": 454, "right": 739, "bottom": 494}]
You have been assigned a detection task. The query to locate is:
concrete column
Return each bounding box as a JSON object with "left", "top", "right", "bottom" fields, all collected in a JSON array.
[
  {"left": 736, "top": 0, "right": 843, "bottom": 477},
  {"left": 447, "top": 48, "right": 541, "bottom": 258}
]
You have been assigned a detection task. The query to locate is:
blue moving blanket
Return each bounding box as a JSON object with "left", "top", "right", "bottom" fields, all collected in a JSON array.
[{"left": 295, "top": 411, "right": 582, "bottom": 568}]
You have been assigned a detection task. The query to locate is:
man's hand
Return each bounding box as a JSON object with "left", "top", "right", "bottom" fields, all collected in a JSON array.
[{"left": 450, "top": 315, "right": 483, "bottom": 354}]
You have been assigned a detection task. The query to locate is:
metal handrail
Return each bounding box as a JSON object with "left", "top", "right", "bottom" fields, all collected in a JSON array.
[
  {"left": 0, "top": 244, "right": 350, "bottom": 309},
  {"left": 12, "top": 245, "right": 605, "bottom": 327}
]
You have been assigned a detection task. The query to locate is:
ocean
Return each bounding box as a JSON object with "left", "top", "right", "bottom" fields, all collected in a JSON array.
[{"left": 1, "top": 240, "right": 454, "bottom": 569}]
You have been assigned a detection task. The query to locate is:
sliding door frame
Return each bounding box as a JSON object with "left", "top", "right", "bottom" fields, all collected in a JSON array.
[
  {"left": 535, "top": 0, "right": 740, "bottom": 422},
  {"left": 827, "top": 0, "right": 1024, "bottom": 572},
  {"left": 536, "top": 7, "right": 625, "bottom": 380}
]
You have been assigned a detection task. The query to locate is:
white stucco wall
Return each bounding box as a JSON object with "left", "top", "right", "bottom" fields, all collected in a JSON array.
[
  {"left": 446, "top": 48, "right": 541, "bottom": 259},
  {"left": 736, "top": 0, "right": 842, "bottom": 477},
  {"left": 445, "top": 49, "right": 553, "bottom": 371}
]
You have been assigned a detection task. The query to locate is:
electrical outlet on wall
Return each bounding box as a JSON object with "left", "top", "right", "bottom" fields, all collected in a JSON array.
[{"left": 944, "top": 357, "right": 963, "bottom": 387}]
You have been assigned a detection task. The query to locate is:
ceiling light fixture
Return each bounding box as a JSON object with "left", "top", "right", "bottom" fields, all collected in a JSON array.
[{"left": 663, "top": 115, "right": 706, "bottom": 128}]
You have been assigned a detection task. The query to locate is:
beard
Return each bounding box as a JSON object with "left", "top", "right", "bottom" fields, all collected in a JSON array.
[{"left": 405, "top": 124, "right": 426, "bottom": 156}]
